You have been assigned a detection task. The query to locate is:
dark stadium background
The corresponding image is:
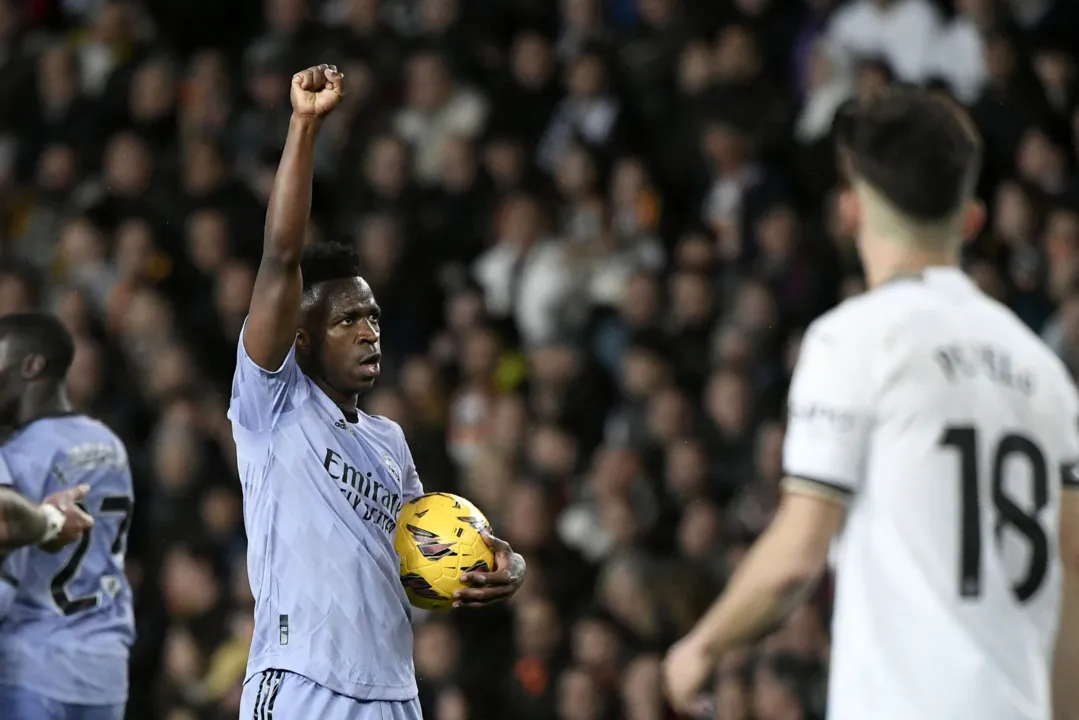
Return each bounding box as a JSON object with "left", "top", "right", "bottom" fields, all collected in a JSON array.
[{"left": 1, "top": 0, "right": 1077, "bottom": 718}]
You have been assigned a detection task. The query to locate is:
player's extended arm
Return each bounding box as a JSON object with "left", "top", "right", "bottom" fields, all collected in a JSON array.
[
  {"left": 1054, "top": 487, "right": 1079, "bottom": 720},
  {"left": 243, "top": 64, "right": 344, "bottom": 371},
  {"left": 663, "top": 490, "right": 845, "bottom": 712},
  {"left": 0, "top": 484, "right": 92, "bottom": 552},
  {"left": 0, "top": 488, "right": 48, "bottom": 550}
]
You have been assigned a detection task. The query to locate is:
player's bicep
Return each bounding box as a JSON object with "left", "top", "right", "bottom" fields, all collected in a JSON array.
[
  {"left": 244, "top": 255, "right": 303, "bottom": 373},
  {"left": 783, "top": 323, "right": 873, "bottom": 498},
  {"left": 770, "top": 491, "right": 847, "bottom": 570}
]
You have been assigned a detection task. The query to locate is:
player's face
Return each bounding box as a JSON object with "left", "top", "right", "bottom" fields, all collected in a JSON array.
[{"left": 308, "top": 277, "right": 382, "bottom": 395}]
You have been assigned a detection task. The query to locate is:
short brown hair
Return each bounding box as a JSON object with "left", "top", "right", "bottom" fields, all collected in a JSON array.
[{"left": 835, "top": 87, "right": 983, "bottom": 223}]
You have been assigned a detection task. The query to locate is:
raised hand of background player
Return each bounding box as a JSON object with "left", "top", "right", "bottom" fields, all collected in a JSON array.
[
  {"left": 291, "top": 64, "right": 344, "bottom": 119},
  {"left": 40, "top": 483, "right": 94, "bottom": 553},
  {"left": 453, "top": 531, "right": 526, "bottom": 608},
  {"left": 662, "top": 633, "right": 715, "bottom": 716}
]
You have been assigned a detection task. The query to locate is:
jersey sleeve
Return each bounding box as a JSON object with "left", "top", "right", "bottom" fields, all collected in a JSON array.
[
  {"left": 0, "top": 548, "right": 27, "bottom": 617},
  {"left": 0, "top": 453, "right": 15, "bottom": 488},
  {"left": 228, "top": 319, "right": 310, "bottom": 433},
  {"left": 783, "top": 319, "right": 874, "bottom": 499},
  {"left": 399, "top": 432, "right": 424, "bottom": 503}
]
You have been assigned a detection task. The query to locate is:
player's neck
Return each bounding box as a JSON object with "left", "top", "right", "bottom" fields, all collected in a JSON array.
[
  {"left": 313, "top": 377, "right": 359, "bottom": 419},
  {"left": 861, "top": 233, "right": 959, "bottom": 289},
  {"left": 16, "top": 384, "right": 73, "bottom": 428}
]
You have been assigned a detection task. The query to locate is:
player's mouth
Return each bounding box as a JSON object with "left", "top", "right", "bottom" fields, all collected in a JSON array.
[{"left": 358, "top": 353, "right": 381, "bottom": 378}]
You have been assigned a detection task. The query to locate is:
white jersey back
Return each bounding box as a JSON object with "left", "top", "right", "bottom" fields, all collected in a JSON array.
[{"left": 783, "top": 267, "right": 1079, "bottom": 720}]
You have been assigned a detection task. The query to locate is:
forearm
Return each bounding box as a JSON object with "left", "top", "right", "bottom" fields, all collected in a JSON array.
[
  {"left": 691, "top": 526, "right": 820, "bottom": 656},
  {"left": 263, "top": 115, "right": 321, "bottom": 264},
  {"left": 1055, "top": 568, "right": 1079, "bottom": 719},
  {"left": 0, "top": 488, "right": 46, "bottom": 551}
]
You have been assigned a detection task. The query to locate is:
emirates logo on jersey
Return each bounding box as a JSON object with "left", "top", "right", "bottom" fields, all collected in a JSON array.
[{"left": 321, "top": 447, "right": 401, "bottom": 536}]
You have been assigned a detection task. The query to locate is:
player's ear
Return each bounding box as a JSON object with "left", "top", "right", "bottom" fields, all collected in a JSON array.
[
  {"left": 295, "top": 328, "right": 309, "bottom": 356},
  {"left": 837, "top": 187, "right": 861, "bottom": 238},
  {"left": 20, "top": 353, "right": 45, "bottom": 380},
  {"left": 961, "top": 198, "right": 987, "bottom": 242}
]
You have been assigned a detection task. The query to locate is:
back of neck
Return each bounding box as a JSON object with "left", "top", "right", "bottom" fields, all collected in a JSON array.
[{"left": 861, "top": 234, "right": 959, "bottom": 289}]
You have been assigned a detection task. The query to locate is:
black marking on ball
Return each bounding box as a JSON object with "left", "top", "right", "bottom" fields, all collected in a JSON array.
[
  {"left": 463, "top": 559, "right": 490, "bottom": 573},
  {"left": 401, "top": 572, "right": 444, "bottom": 600}
]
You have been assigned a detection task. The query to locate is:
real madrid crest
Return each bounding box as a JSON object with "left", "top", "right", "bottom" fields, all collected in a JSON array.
[{"left": 382, "top": 451, "right": 402, "bottom": 484}]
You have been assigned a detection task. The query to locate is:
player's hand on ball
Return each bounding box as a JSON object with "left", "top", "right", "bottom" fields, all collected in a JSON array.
[
  {"left": 453, "top": 531, "right": 525, "bottom": 608},
  {"left": 40, "top": 483, "right": 94, "bottom": 553},
  {"left": 291, "top": 64, "right": 344, "bottom": 119},
  {"left": 663, "top": 634, "right": 715, "bottom": 716}
]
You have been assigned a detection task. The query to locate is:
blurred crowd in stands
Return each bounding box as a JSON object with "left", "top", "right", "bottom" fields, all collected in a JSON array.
[{"left": 1, "top": 0, "right": 1078, "bottom": 717}]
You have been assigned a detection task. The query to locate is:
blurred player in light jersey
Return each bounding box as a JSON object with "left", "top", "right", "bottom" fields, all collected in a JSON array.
[
  {"left": 0, "top": 313, "right": 135, "bottom": 720},
  {"left": 663, "top": 87, "right": 1079, "bottom": 720},
  {"left": 231, "top": 64, "right": 524, "bottom": 720}
]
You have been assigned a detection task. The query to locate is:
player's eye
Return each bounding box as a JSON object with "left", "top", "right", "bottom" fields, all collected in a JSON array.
[{"left": 340, "top": 316, "right": 355, "bottom": 326}]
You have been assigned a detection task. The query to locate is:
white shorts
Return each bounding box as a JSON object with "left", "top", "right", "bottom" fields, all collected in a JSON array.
[{"left": 239, "top": 670, "right": 422, "bottom": 720}]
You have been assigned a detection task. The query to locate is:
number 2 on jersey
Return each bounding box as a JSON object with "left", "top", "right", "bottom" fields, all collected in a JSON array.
[
  {"left": 940, "top": 427, "right": 1049, "bottom": 603},
  {"left": 50, "top": 495, "right": 133, "bottom": 616}
]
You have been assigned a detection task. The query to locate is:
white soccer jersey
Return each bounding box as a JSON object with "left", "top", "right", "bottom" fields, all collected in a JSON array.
[{"left": 784, "top": 267, "right": 1079, "bottom": 720}]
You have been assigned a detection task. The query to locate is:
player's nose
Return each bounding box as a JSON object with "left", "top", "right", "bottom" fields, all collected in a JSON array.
[{"left": 355, "top": 319, "right": 379, "bottom": 341}]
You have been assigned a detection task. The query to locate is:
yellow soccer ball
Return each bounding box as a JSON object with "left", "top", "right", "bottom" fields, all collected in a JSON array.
[{"left": 394, "top": 492, "right": 495, "bottom": 611}]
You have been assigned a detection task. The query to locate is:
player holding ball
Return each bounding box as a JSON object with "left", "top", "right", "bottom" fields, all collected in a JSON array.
[{"left": 230, "top": 64, "right": 525, "bottom": 720}]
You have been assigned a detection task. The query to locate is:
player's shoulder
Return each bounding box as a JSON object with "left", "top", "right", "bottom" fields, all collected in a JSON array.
[
  {"left": 803, "top": 287, "right": 904, "bottom": 349},
  {"left": 967, "top": 291, "right": 1079, "bottom": 415},
  {"left": 808, "top": 273, "right": 1010, "bottom": 345},
  {"left": 813, "top": 273, "right": 1076, "bottom": 393},
  {"left": 359, "top": 412, "right": 407, "bottom": 441},
  {"left": 4, "top": 414, "right": 128, "bottom": 490},
  {"left": 53, "top": 415, "right": 130, "bottom": 466},
  {"left": 949, "top": 280, "right": 1073, "bottom": 381},
  {"left": 58, "top": 413, "right": 125, "bottom": 442},
  {"left": 358, "top": 411, "right": 413, "bottom": 459},
  {"left": 8, "top": 413, "right": 109, "bottom": 450}
]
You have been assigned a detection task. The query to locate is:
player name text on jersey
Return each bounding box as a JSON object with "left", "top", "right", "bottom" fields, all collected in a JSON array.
[{"left": 934, "top": 343, "right": 1035, "bottom": 396}]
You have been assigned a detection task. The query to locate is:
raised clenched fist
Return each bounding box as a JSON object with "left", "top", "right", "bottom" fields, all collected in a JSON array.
[{"left": 290, "top": 64, "right": 344, "bottom": 119}]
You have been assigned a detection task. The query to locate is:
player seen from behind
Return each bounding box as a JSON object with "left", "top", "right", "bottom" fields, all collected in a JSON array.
[
  {"left": 0, "top": 312, "right": 135, "bottom": 720},
  {"left": 663, "top": 87, "right": 1079, "bottom": 720},
  {"left": 231, "top": 64, "right": 525, "bottom": 719}
]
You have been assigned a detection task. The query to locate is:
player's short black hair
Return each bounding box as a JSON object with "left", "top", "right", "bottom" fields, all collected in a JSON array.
[
  {"left": 834, "top": 86, "right": 983, "bottom": 222},
  {"left": 0, "top": 312, "right": 75, "bottom": 380},
  {"left": 300, "top": 242, "right": 363, "bottom": 293}
]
